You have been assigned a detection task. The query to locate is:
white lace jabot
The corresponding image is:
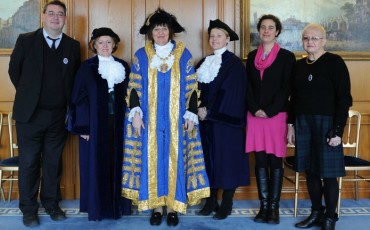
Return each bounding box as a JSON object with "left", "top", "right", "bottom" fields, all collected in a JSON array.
[
  {"left": 98, "top": 55, "right": 126, "bottom": 92},
  {"left": 196, "top": 47, "right": 227, "bottom": 83},
  {"left": 150, "top": 41, "right": 175, "bottom": 73}
]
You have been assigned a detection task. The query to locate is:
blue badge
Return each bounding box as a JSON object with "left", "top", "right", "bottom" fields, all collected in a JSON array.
[{"left": 63, "top": 58, "right": 69, "bottom": 64}]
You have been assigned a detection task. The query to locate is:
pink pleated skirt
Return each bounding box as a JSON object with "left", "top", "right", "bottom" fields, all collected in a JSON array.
[{"left": 245, "top": 112, "right": 288, "bottom": 157}]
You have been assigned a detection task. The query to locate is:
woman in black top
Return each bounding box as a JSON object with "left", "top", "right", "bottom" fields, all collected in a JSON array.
[
  {"left": 246, "top": 14, "right": 295, "bottom": 225},
  {"left": 287, "top": 23, "right": 352, "bottom": 230}
]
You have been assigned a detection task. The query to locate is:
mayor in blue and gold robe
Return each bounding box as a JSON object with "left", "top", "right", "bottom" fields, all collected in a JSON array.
[{"left": 121, "top": 8, "right": 209, "bottom": 227}]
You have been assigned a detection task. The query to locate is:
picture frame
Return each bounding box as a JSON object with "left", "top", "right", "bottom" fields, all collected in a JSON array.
[
  {"left": 241, "top": 0, "right": 370, "bottom": 60},
  {"left": 0, "top": 0, "right": 45, "bottom": 55}
]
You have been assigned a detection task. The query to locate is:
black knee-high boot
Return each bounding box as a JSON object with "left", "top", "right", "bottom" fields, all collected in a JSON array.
[
  {"left": 267, "top": 168, "right": 283, "bottom": 224},
  {"left": 198, "top": 188, "right": 219, "bottom": 216},
  {"left": 213, "top": 189, "right": 235, "bottom": 220},
  {"left": 254, "top": 167, "right": 269, "bottom": 223}
]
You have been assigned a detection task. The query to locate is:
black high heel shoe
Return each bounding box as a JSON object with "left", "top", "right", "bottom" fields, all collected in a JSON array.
[
  {"left": 150, "top": 211, "right": 163, "bottom": 226},
  {"left": 166, "top": 212, "right": 179, "bottom": 227}
]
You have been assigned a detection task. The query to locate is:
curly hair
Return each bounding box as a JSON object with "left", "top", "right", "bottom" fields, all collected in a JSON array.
[{"left": 257, "top": 14, "right": 282, "bottom": 37}]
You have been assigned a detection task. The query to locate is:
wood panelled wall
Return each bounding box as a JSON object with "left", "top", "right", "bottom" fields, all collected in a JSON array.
[{"left": 0, "top": 0, "right": 370, "bottom": 200}]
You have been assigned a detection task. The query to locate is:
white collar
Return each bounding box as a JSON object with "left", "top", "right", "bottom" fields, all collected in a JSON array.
[
  {"left": 97, "top": 55, "right": 114, "bottom": 61},
  {"left": 214, "top": 46, "right": 227, "bottom": 56},
  {"left": 43, "top": 29, "right": 62, "bottom": 48},
  {"left": 43, "top": 29, "right": 63, "bottom": 40},
  {"left": 98, "top": 55, "right": 126, "bottom": 92},
  {"left": 196, "top": 48, "right": 227, "bottom": 83},
  {"left": 154, "top": 41, "right": 174, "bottom": 57}
]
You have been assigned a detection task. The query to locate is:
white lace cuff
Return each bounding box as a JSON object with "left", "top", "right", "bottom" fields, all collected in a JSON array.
[
  {"left": 128, "top": 106, "right": 143, "bottom": 122},
  {"left": 183, "top": 110, "right": 199, "bottom": 125}
]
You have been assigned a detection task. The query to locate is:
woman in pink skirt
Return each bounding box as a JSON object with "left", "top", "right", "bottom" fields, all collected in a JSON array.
[{"left": 245, "top": 14, "right": 295, "bottom": 224}]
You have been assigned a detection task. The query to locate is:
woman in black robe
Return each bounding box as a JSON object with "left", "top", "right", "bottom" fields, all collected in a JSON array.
[
  {"left": 67, "top": 27, "right": 131, "bottom": 220},
  {"left": 196, "top": 19, "right": 250, "bottom": 220}
]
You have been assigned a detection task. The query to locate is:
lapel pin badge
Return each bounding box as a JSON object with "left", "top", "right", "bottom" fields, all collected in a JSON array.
[{"left": 308, "top": 74, "right": 313, "bottom": 81}]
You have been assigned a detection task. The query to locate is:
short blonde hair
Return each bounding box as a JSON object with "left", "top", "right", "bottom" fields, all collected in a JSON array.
[{"left": 302, "top": 23, "right": 326, "bottom": 39}]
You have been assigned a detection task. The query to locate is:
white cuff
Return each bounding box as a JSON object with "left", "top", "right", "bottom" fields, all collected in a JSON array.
[
  {"left": 183, "top": 110, "right": 199, "bottom": 125},
  {"left": 128, "top": 106, "right": 143, "bottom": 122}
]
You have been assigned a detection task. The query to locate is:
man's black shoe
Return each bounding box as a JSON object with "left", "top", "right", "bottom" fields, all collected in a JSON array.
[
  {"left": 23, "top": 214, "right": 39, "bottom": 227},
  {"left": 45, "top": 206, "right": 66, "bottom": 221}
]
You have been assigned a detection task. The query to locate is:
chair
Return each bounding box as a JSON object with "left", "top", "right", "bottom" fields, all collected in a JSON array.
[
  {"left": 283, "top": 110, "right": 370, "bottom": 217},
  {"left": 0, "top": 112, "right": 19, "bottom": 202},
  {"left": 338, "top": 110, "right": 370, "bottom": 216}
]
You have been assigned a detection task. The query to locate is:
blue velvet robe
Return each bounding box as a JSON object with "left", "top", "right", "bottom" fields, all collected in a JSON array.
[
  {"left": 122, "top": 41, "right": 210, "bottom": 214},
  {"left": 67, "top": 55, "right": 131, "bottom": 220},
  {"left": 197, "top": 50, "right": 250, "bottom": 189}
]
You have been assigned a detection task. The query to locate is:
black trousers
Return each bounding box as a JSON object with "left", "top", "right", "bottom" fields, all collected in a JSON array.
[{"left": 16, "top": 108, "right": 67, "bottom": 215}]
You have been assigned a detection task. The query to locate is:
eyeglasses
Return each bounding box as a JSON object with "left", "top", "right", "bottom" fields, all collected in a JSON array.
[
  {"left": 46, "top": 11, "right": 65, "bottom": 18},
  {"left": 302, "top": 36, "right": 323, "bottom": 42}
]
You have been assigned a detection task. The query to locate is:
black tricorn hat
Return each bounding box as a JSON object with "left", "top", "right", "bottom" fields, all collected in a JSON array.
[
  {"left": 139, "top": 8, "right": 185, "bottom": 34},
  {"left": 208, "top": 19, "right": 239, "bottom": 41},
  {"left": 90, "top": 27, "right": 120, "bottom": 42}
]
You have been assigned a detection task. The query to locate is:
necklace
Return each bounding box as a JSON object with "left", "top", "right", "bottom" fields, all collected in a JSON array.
[
  {"left": 150, "top": 51, "right": 175, "bottom": 73},
  {"left": 158, "top": 54, "right": 173, "bottom": 72},
  {"left": 152, "top": 42, "right": 175, "bottom": 73},
  {"left": 306, "top": 57, "right": 316, "bottom": 64},
  {"left": 306, "top": 51, "right": 325, "bottom": 64}
]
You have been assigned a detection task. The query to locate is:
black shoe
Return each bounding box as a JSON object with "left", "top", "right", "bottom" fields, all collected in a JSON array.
[
  {"left": 321, "top": 214, "right": 338, "bottom": 230},
  {"left": 150, "top": 211, "right": 163, "bottom": 226},
  {"left": 166, "top": 212, "right": 179, "bottom": 227},
  {"left": 23, "top": 214, "right": 39, "bottom": 227},
  {"left": 213, "top": 189, "right": 235, "bottom": 220},
  {"left": 45, "top": 206, "right": 66, "bottom": 221},
  {"left": 213, "top": 205, "right": 232, "bottom": 220},
  {"left": 295, "top": 208, "right": 325, "bottom": 228},
  {"left": 198, "top": 199, "right": 219, "bottom": 216}
]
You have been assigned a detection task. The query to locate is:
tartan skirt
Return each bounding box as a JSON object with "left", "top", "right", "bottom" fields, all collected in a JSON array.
[{"left": 294, "top": 114, "right": 345, "bottom": 178}]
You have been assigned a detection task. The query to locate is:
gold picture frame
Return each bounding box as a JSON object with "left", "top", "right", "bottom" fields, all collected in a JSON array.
[
  {"left": 241, "top": 0, "right": 370, "bottom": 60},
  {"left": 0, "top": 0, "right": 46, "bottom": 56}
]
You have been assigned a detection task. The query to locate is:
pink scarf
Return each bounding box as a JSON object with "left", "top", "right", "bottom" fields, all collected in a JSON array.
[{"left": 254, "top": 43, "right": 280, "bottom": 79}]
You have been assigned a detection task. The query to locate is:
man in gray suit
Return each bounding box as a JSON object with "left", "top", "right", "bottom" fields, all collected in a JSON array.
[{"left": 8, "top": 0, "right": 80, "bottom": 227}]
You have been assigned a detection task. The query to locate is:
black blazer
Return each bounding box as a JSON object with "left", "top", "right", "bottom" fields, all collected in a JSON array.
[
  {"left": 8, "top": 28, "right": 81, "bottom": 122},
  {"left": 246, "top": 48, "right": 295, "bottom": 118}
]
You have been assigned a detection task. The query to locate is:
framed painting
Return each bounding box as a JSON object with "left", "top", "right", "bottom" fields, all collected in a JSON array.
[
  {"left": 241, "top": 0, "right": 370, "bottom": 60},
  {"left": 0, "top": 0, "right": 45, "bottom": 55}
]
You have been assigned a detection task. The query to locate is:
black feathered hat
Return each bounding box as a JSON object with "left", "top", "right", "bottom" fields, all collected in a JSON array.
[
  {"left": 90, "top": 27, "right": 120, "bottom": 42},
  {"left": 208, "top": 19, "right": 239, "bottom": 41},
  {"left": 139, "top": 8, "right": 185, "bottom": 34}
]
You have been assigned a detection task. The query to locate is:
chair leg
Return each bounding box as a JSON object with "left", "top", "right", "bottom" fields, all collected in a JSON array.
[
  {"left": 0, "top": 170, "right": 5, "bottom": 202},
  {"left": 8, "top": 171, "right": 14, "bottom": 202},
  {"left": 355, "top": 170, "right": 359, "bottom": 201},
  {"left": 337, "top": 177, "right": 342, "bottom": 217},
  {"left": 294, "top": 171, "right": 299, "bottom": 217}
]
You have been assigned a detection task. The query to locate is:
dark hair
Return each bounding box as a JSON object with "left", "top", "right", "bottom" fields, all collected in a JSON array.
[
  {"left": 147, "top": 23, "right": 175, "bottom": 43},
  {"left": 43, "top": 0, "right": 67, "bottom": 14},
  {"left": 257, "top": 14, "right": 282, "bottom": 37},
  {"left": 88, "top": 36, "right": 120, "bottom": 54}
]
